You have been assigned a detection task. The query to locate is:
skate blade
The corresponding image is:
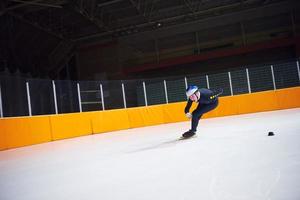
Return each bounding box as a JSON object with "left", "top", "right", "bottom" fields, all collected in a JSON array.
[{"left": 179, "top": 135, "right": 197, "bottom": 140}]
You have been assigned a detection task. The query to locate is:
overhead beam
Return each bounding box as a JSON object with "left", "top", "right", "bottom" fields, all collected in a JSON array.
[
  {"left": 8, "top": 12, "right": 64, "bottom": 40},
  {"left": 129, "top": 0, "right": 150, "bottom": 20},
  {"left": 183, "top": 0, "right": 196, "bottom": 14},
  {"left": 76, "top": 0, "right": 296, "bottom": 41},
  {"left": 0, "top": 0, "right": 42, "bottom": 15},
  {"left": 123, "top": 0, "right": 299, "bottom": 42},
  {"left": 97, "top": 0, "right": 123, "bottom": 7},
  {"left": 74, "top": 0, "right": 109, "bottom": 31},
  {"left": 10, "top": 0, "right": 62, "bottom": 8},
  {"left": 129, "top": 0, "right": 142, "bottom": 14}
]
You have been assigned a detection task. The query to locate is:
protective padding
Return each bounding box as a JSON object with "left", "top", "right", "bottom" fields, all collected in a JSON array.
[
  {"left": 137, "top": 105, "right": 165, "bottom": 126},
  {"left": 236, "top": 91, "right": 279, "bottom": 114},
  {"left": 126, "top": 107, "right": 146, "bottom": 128},
  {"left": 275, "top": 87, "right": 300, "bottom": 109},
  {"left": 88, "top": 111, "right": 104, "bottom": 133},
  {"left": 0, "top": 116, "right": 52, "bottom": 150},
  {"left": 162, "top": 102, "right": 187, "bottom": 123},
  {"left": 0, "top": 120, "right": 5, "bottom": 150},
  {"left": 213, "top": 96, "right": 240, "bottom": 117},
  {"left": 98, "top": 109, "right": 130, "bottom": 133},
  {"left": 50, "top": 112, "right": 93, "bottom": 140}
]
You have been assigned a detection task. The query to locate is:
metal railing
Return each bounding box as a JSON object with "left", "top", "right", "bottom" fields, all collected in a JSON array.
[{"left": 0, "top": 59, "right": 300, "bottom": 118}]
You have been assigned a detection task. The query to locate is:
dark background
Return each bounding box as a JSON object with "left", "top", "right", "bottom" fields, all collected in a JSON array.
[{"left": 0, "top": 0, "right": 299, "bottom": 80}]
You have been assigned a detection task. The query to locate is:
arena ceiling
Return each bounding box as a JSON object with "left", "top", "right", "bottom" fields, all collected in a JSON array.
[
  {"left": 1, "top": 0, "right": 295, "bottom": 41},
  {"left": 0, "top": 0, "right": 298, "bottom": 78}
]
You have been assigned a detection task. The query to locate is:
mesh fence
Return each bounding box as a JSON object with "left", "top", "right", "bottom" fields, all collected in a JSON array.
[
  {"left": 248, "top": 65, "right": 274, "bottom": 92},
  {"left": 144, "top": 78, "right": 166, "bottom": 105},
  {"left": 207, "top": 72, "right": 231, "bottom": 96},
  {"left": 28, "top": 79, "right": 55, "bottom": 115},
  {"left": 55, "top": 80, "right": 80, "bottom": 114},
  {"left": 79, "top": 80, "right": 103, "bottom": 112},
  {"left": 0, "top": 60, "right": 299, "bottom": 117},
  {"left": 103, "top": 80, "right": 124, "bottom": 110},
  {"left": 165, "top": 77, "right": 187, "bottom": 103},
  {"left": 0, "top": 75, "right": 28, "bottom": 117},
  {"left": 136, "top": 83, "right": 146, "bottom": 107},
  {"left": 187, "top": 74, "right": 208, "bottom": 89},
  {"left": 273, "top": 62, "right": 299, "bottom": 89},
  {"left": 123, "top": 79, "right": 142, "bottom": 108},
  {"left": 230, "top": 68, "right": 249, "bottom": 95}
]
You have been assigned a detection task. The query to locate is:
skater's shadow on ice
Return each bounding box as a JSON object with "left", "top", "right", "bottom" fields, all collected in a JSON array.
[{"left": 128, "top": 138, "right": 191, "bottom": 153}]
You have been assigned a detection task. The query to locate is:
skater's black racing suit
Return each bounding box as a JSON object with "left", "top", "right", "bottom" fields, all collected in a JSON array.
[{"left": 184, "top": 88, "right": 219, "bottom": 132}]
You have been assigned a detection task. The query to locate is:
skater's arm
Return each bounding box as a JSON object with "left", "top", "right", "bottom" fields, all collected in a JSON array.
[{"left": 184, "top": 99, "right": 193, "bottom": 113}]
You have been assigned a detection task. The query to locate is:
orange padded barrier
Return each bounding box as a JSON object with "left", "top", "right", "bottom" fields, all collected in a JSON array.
[
  {"left": 235, "top": 91, "right": 279, "bottom": 114},
  {"left": 126, "top": 107, "right": 146, "bottom": 128},
  {"left": 275, "top": 87, "right": 300, "bottom": 109},
  {"left": 88, "top": 111, "right": 104, "bottom": 133},
  {"left": 95, "top": 109, "right": 130, "bottom": 133},
  {"left": 0, "top": 122, "right": 5, "bottom": 150},
  {"left": 50, "top": 112, "right": 93, "bottom": 140},
  {"left": 1, "top": 86, "right": 300, "bottom": 150},
  {"left": 214, "top": 95, "right": 240, "bottom": 117},
  {"left": 162, "top": 102, "right": 187, "bottom": 123},
  {"left": 139, "top": 105, "right": 165, "bottom": 126},
  {"left": 126, "top": 105, "right": 165, "bottom": 128},
  {"left": 0, "top": 116, "right": 52, "bottom": 150}
]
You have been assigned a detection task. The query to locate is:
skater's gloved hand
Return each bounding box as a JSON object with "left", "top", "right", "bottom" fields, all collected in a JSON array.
[{"left": 185, "top": 112, "right": 192, "bottom": 119}]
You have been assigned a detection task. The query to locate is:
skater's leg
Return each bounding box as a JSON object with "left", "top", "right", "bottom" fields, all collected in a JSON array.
[
  {"left": 191, "top": 100, "right": 219, "bottom": 132},
  {"left": 191, "top": 114, "right": 202, "bottom": 133}
]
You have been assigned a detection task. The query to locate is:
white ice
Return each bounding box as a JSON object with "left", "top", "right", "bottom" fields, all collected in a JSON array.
[{"left": 1, "top": 108, "right": 300, "bottom": 200}]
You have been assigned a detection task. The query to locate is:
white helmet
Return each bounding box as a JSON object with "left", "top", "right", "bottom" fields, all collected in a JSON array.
[{"left": 186, "top": 85, "right": 198, "bottom": 97}]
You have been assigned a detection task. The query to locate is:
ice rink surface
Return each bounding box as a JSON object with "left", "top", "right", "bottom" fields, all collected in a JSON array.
[{"left": 1, "top": 108, "right": 300, "bottom": 200}]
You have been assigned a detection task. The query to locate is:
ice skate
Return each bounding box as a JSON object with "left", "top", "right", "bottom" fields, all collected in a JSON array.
[{"left": 181, "top": 130, "right": 196, "bottom": 139}]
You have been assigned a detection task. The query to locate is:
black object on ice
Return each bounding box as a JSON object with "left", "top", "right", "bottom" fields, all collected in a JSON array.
[
  {"left": 182, "top": 130, "right": 196, "bottom": 138},
  {"left": 268, "top": 132, "right": 274, "bottom": 136}
]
